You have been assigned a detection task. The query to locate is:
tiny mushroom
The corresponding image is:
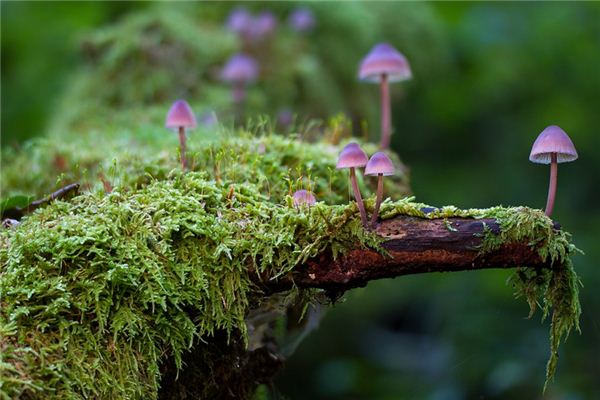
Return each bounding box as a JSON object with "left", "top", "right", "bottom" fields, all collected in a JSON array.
[
  {"left": 359, "top": 43, "right": 412, "bottom": 149},
  {"left": 364, "top": 151, "right": 394, "bottom": 228},
  {"left": 529, "top": 125, "right": 578, "bottom": 217},
  {"left": 221, "top": 53, "right": 259, "bottom": 121},
  {"left": 165, "top": 99, "right": 197, "bottom": 170},
  {"left": 293, "top": 189, "right": 317, "bottom": 208},
  {"left": 226, "top": 7, "right": 252, "bottom": 36},
  {"left": 336, "top": 143, "right": 369, "bottom": 228},
  {"left": 250, "top": 11, "right": 277, "bottom": 41},
  {"left": 288, "top": 7, "right": 316, "bottom": 33}
]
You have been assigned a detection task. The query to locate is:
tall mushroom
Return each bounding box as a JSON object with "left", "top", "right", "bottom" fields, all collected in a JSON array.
[
  {"left": 165, "top": 99, "right": 197, "bottom": 171},
  {"left": 364, "top": 151, "right": 394, "bottom": 228},
  {"left": 529, "top": 125, "right": 578, "bottom": 217},
  {"left": 221, "top": 53, "right": 259, "bottom": 124},
  {"left": 359, "top": 43, "right": 412, "bottom": 150},
  {"left": 336, "top": 143, "right": 369, "bottom": 228}
]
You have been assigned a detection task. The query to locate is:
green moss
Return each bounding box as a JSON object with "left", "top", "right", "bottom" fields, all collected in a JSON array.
[
  {"left": 382, "top": 201, "right": 582, "bottom": 390},
  {"left": 1, "top": 134, "right": 579, "bottom": 398}
]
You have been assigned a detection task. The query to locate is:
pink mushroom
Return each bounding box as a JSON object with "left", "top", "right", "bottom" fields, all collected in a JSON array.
[
  {"left": 336, "top": 143, "right": 369, "bottom": 228},
  {"left": 221, "top": 53, "right": 259, "bottom": 122},
  {"left": 165, "top": 100, "right": 197, "bottom": 170},
  {"left": 529, "top": 125, "right": 578, "bottom": 217},
  {"left": 293, "top": 190, "right": 317, "bottom": 208},
  {"left": 288, "top": 8, "right": 315, "bottom": 32},
  {"left": 359, "top": 43, "right": 412, "bottom": 149},
  {"left": 364, "top": 152, "right": 394, "bottom": 228}
]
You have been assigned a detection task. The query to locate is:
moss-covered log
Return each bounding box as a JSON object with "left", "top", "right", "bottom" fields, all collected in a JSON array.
[
  {"left": 267, "top": 216, "right": 563, "bottom": 293},
  {"left": 0, "top": 174, "right": 581, "bottom": 399}
]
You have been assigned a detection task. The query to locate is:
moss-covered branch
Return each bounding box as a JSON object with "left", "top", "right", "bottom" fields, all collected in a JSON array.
[
  {"left": 0, "top": 129, "right": 581, "bottom": 398},
  {"left": 265, "top": 216, "right": 563, "bottom": 293}
]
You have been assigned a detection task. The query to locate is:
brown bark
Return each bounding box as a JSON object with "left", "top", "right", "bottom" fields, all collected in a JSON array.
[{"left": 264, "top": 216, "right": 560, "bottom": 293}]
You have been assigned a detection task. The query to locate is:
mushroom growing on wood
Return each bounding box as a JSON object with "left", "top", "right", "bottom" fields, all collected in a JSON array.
[
  {"left": 359, "top": 43, "right": 412, "bottom": 150},
  {"left": 364, "top": 151, "right": 394, "bottom": 228},
  {"left": 292, "top": 190, "right": 317, "bottom": 208},
  {"left": 529, "top": 125, "right": 578, "bottom": 217},
  {"left": 336, "top": 143, "right": 369, "bottom": 228},
  {"left": 221, "top": 53, "right": 259, "bottom": 123},
  {"left": 165, "top": 100, "right": 197, "bottom": 170}
]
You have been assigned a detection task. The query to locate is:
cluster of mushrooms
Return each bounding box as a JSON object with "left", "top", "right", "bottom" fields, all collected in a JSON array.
[{"left": 166, "top": 40, "right": 578, "bottom": 231}]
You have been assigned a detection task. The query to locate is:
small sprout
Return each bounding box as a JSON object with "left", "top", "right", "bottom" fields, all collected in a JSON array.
[
  {"left": 293, "top": 189, "right": 317, "bottom": 208},
  {"left": 359, "top": 43, "right": 412, "bottom": 149},
  {"left": 221, "top": 54, "right": 259, "bottom": 123},
  {"left": 529, "top": 125, "right": 578, "bottom": 217},
  {"left": 288, "top": 7, "right": 316, "bottom": 33},
  {"left": 336, "top": 143, "right": 369, "bottom": 228},
  {"left": 98, "top": 172, "right": 113, "bottom": 194},
  {"left": 364, "top": 151, "right": 394, "bottom": 228},
  {"left": 165, "top": 99, "right": 197, "bottom": 171}
]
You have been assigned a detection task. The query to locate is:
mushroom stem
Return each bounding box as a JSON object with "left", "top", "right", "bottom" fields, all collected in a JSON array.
[
  {"left": 371, "top": 174, "right": 384, "bottom": 228},
  {"left": 233, "top": 83, "right": 246, "bottom": 125},
  {"left": 545, "top": 152, "right": 558, "bottom": 217},
  {"left": 380, "top": 73, "right": 391, "bottom": 149},
  {"left": 349, "top": 167, "right": 368, "bottom": 228},
  {"left": 178, "top": 126, "right": 187, "bottom": 171}
]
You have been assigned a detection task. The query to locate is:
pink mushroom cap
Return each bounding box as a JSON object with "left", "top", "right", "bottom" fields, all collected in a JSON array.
[
  {"left": 364, "top": 152, "right": 395, "bottom": 176},
  {"left": 529, "top": 125, "right": 578, "bottom": 164},
  {"left": 289, "top": 7, "right": 316, "bottom": 32},
  {"left": 336, "top": 143, "right": 368, "bottom": 169},
  {"left": 226, "top": 7, "right": 252, "bottom": 34},
  {"left": 293, "top": 189, "right": 317, "bottom": 207},
  {"left": 221, "top": 53, "right": 259, "bottom": 84},
  {"left": 165, "top": 99, "right": 197, "bottom": 130},
  {"left": 359, "top": 43, "right": 412, "bottom": 83}
]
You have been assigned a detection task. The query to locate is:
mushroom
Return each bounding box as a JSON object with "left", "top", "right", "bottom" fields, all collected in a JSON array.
[
  {"left": 288, "top": 7, "right": 316, "bottom": 33},
  {"left": 250, "top": 11, "right": 277, "bottom": 41},
  {"left": 226, "top": 7, "right": 252, "bottom": 36},
  {"left": 364, "top": 151, "right": 394, "bottom": 228},
  {"left": 336, "top": 143, "right": 369, "bottom": 228},
  {"left": 165, "top": 99, "right": 197, "bottom": 170},
  {"left": 359, "top": 43, "right": 412, "bottom": 149},
  {"left": 529, "top": 125, "right": 578, "bottom": 217},
  {"left": 292, "top": 189, "right": 317, "bottom": 208},
  {"left": 221, "top": 53, "right": 259, "bottom": 123}
]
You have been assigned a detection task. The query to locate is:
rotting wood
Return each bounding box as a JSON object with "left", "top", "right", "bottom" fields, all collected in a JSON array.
[{"left": 262, "top": 216, "right": 561, "bottom": 292}]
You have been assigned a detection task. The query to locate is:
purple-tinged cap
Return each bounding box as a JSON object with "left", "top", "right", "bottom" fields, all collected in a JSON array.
[
  {"left": 359, "top": 43, "right": 412, "bottom": 83},
  {"left": 221, "top": 53, "right": 259, "bottom": 84},
  {"left": 365, "top": 152, "right": 395, "bottom": 176},
  {"left": 293, "top": 189, "right": 317, "bottom": 207},
  {"left": 165, "top": 99, "right": 197, "bottom": 130},
  {"left": 249, "top": 11, "right": 277, "bottom": 40},
  {"left": 336, "top": 143, "right": 368, "bottom": 169},
  {"left": 289, "top": 8, "right": 315, "bottom": 32},
  {"left": 277, "top": 108, "right": 294, "bottom": 127},
  {"left": 529, "top": 125, "right": 578, "bottom": 164},
  {"left": 226, "top": 8, "right": 252, "bottom": 34}
]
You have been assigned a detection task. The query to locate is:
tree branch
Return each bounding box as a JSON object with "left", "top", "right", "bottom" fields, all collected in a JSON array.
[{"left": 265, "top": 216, "right": 561, "bottom": 292}]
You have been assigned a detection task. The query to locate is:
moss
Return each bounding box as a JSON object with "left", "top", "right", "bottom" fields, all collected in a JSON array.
[
  {"left": 1, "top": 174, "right": 580, "bottom": 398},
  {"left": 382, "top": 201, "right": 582, "bottom": 390}
]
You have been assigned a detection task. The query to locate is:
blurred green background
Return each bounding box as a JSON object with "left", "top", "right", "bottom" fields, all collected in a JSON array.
[{"left": 2, "top": 1, "right": 599, "bottom": 399}]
